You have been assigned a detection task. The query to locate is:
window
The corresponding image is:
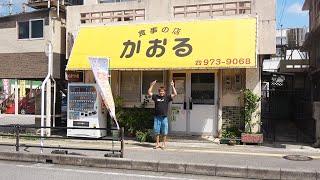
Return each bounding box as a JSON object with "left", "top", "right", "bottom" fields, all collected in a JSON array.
[
  {"left": 191, "top": 73, "right": 215, "bottom": 105},
  {"left": 174, "top": 1, "right": 251, "bottom": 18},
  {"left": 31, "top": 20, "right": 44, "bottom": 38},
  {"left": 142, "top": 71, "right": 164, "bottom": 96},
  {"left": 120, "top": 71, "right": 141, "bottom": 102},
  {"left": 80, "top": 9, "right": 145, "bottom": 24},
  {"left": 18, "top": 19, "right": 44, "bottom": 39},
  {"left": 18, "top": 22, "right": 29, "bottom": 39},
  {"left": 119, "top": 71, "right": 165, "bottom": 104}
]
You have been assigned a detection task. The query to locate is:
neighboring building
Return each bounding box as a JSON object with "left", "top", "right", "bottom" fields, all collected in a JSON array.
[
  {"left": 303, "top": 0, "right": 320, "bottom": 146},
  {"left": 0, "top": 9, "right": 66, "bottom": 80},
  {"left": 66, "top": 0, "right": 276, "bottom": 137},
  {"left": 0, "top": 9, "right": 66, "bottom": 118},
  {"left": 262, "top": 27, "right": 313, "bottom": 143},
  {"left": 264, "top": 28, "right": 309, "bottom": 72},
  {"left": 0, "top": 0, "right": 85, "bottom": 132},
  {"left": 263, "top": 29, "right": 287, "bottom": 72}
]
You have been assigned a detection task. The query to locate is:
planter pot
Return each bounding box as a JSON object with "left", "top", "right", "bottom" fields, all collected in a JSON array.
[
  {"left": 241, "top": 133, "right": 263, "bottom": 144},
  {"left": 220, "top": 138, "right": 240, "bottom": 145},
  {"left": 220, "top": 138, "right": 230, "bottom": 144},
  {"left": 228, "top": 140, "right": 237, "bottom": 146}
]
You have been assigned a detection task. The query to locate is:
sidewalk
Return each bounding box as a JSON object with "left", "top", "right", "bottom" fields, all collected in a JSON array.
[{"left": 0, "top": 137, "right": 320, "bottom": 179}]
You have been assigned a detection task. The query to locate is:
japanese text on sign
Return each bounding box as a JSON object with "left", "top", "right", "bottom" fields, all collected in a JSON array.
[{"left": 120, "top": 26, "right": 192, "bottom": 58}]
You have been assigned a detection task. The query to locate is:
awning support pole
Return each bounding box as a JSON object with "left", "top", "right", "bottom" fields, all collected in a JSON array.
[{"left": 14, "top": 79, "right": 18, "bottom": 115}]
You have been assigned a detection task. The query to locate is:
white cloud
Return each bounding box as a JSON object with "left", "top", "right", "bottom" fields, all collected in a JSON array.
[{"left": 287, "top": 2, "right": 308, "bottom": 15}]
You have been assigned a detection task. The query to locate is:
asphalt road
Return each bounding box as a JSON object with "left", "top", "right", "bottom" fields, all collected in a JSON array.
[{"left": 0, "top": 160, "right": 244, "bottom": 180}]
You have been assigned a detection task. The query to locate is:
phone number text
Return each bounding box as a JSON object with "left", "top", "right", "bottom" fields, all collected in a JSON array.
[{"left": 195, "top": 58, "right": 252, "bottom": 66}]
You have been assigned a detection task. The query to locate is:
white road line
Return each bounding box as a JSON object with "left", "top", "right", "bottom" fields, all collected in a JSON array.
[
  {"left": 127, "top": 146, "right": 320, "bottom": 159},
  {"left": 15, "top": 164, "right": 197, "bottom": 180}
]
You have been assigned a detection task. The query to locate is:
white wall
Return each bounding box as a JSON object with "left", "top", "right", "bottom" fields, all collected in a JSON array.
[{"left": 0, "top": 26, "right": 48, "bottom": 53}]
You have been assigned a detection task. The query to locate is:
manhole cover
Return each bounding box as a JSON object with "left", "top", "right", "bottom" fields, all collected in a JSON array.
[{"left": 283, "top": 155, "right": 313, "bottom": 161}]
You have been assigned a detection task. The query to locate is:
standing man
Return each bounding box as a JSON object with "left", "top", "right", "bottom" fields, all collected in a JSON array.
[{"left": 148, "top": 80, "right": 177, "bottom": 149}]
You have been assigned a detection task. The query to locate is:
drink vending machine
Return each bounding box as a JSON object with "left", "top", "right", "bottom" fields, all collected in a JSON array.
[{"left": 67, "top": 83, "right": 107, "bottom": 138}]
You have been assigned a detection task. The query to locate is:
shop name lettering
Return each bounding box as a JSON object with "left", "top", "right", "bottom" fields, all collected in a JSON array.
[{"left": 120, "top": 27, "right": 193, "bottom": 58}]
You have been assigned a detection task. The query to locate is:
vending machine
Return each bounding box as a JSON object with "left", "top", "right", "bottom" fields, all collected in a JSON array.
[{"left": 67, "top": 83, "right": 107, "bottom": 138}]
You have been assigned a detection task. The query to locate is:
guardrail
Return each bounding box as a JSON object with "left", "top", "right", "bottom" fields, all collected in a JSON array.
[{"left": 0, "top": 125, "right": 124, "bottom": 158}]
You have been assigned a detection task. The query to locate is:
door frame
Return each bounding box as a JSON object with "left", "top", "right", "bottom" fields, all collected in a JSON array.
[{"left": 169, "top": 70, "right": 219, "bottom": 136}]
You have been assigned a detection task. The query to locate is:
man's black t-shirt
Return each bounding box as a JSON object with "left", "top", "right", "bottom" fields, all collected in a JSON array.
[{"left": 151, "top": 94, "right": 173, "bottom": 117}]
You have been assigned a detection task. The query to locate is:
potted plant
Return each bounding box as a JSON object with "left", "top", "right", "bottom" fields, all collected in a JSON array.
[
  {"left": 0, "top": 106, "right": 5, "bottom": 114},
  {"left": 240, "top": 89, "right": 263, "bottom": 144},
  {"left": 135, "top": 129, "right": 154, "bottom": 143},
  {"left": 220, "top": 126, "right": 241, "bottom": 145}
]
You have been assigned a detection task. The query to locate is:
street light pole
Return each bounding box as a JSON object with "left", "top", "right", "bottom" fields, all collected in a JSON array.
[{"left": 280, "top": 24, "right": 283, "bottom": 60}]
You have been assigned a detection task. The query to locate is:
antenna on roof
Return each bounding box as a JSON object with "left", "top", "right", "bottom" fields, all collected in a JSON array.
[
  {"left": 22, "top": 3, "right": 27, "bottom": 13},
  {"left": 8, "top": 0, "right": 13, "bottom": 15}
]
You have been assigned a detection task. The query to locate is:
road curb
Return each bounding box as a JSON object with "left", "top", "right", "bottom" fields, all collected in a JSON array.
[
  {"left": 280, "top": 168, "right": 317, "bottom": 180},
  {"left": 0, "top": 152, "right": 318, "bottom": 179}
]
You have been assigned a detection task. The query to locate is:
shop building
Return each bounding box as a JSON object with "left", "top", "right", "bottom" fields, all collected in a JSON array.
[{"left": 66, "top": 0, "right": 276, "bottom": 136}]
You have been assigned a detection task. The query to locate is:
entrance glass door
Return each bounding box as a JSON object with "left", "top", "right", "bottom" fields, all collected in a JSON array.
[
  {"left": 189, "top": 73, "right": 217, "bottom": 135},
  {"left": 170, "top": 72, "right": 217, "bottom": 136},
  {"left": 170, "top": 73, "right": 187, "bottom": 134}
]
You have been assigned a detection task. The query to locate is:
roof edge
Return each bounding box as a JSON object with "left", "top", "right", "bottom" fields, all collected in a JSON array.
[
  {"left": 302, "top": 0, "right": 310, "bottom": 11},
  {"left": 0, "top": 9, "right": 49, "bottom": 19}
]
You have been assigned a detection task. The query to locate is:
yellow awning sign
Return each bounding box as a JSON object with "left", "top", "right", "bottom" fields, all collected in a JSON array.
[{"left": 67, "top": 17, "right": 257, "bottom": 70}]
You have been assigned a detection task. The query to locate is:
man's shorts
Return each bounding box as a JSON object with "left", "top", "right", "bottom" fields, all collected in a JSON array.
[{"left": 153, "top": 116, "right": 168, "bottom": 135}]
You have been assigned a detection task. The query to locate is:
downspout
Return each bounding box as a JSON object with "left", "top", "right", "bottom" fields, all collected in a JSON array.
[
  {"left": 52, "top": 78, "right": 56, "bottom": 127},
  {"left": 40, "top": 42, "right": 52, "bottom": 153},
  {"left": 57, "top": 0, "right": 59, "bottom": 18}
]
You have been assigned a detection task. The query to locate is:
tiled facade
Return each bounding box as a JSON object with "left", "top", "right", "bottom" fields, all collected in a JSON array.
[
  {"left": 0, "top": 52, "right": 64, "bottom": 79},
  {"left": 222, "top": 106, "right": 243, "bottom": 130}
]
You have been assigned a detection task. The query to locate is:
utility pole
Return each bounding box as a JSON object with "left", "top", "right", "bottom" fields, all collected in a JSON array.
[
  {"left": 0, "top": 0, "right": 14, "bottom": 16},
  {"left": 8, "top": 0, "right": 13, "bottom": 15},
  {"left": 280, "top": 24, "right": 284, "bottom": 61}
]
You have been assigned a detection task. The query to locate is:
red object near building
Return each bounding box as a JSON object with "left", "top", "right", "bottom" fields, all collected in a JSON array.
[
  {"left": 5, "top": 103, "right": 15, "bottom": 114},
  {"left": 5, "top": 97, "right": 35, "bottom": 114},
  {"left": 241, "top": 133, "right": 263, "bottom": 144}
]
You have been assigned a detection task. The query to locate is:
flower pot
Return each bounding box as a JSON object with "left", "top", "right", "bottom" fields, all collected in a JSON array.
[
  {"left": 220, "top": 138, "right": 240, "bottom": 145},
  {"left": 241, "top": 133, "right": 263, "bottom": 144},
  {"left": 219, "top": 138, "right": 230, "bottom": 144},
  {"left": 228, "top": 140, "right": 236, "bottom": 146}
]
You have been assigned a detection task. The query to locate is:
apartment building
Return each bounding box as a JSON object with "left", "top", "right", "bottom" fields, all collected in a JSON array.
[{"left": 65, "top": 0, "right": 276, "bottom": 136}]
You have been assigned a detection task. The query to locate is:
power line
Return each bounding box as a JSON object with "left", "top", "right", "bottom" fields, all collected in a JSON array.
[{"left": 278, "top": 0, "right": 287, "bottom": 27}]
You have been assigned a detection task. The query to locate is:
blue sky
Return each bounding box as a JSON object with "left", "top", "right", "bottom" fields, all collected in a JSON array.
[
  {"left": 0, "top": 0, "right": 310, "bottom": 29},
  {"left": 276, "top": 0, "right": 309, "bottom": 29}
]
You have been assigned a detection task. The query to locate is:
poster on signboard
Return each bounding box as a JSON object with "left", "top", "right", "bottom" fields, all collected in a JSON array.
[{"left": 89, "top": 57, "right": 119, "bottom": 129}]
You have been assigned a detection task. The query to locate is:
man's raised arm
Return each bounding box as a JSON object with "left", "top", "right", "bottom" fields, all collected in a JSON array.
[
  {"left": 148, "top": 80, "right": 157, "bottom": 96},
  {"left": 171, "top": 80, "right": 177, "bottom": 98}
]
